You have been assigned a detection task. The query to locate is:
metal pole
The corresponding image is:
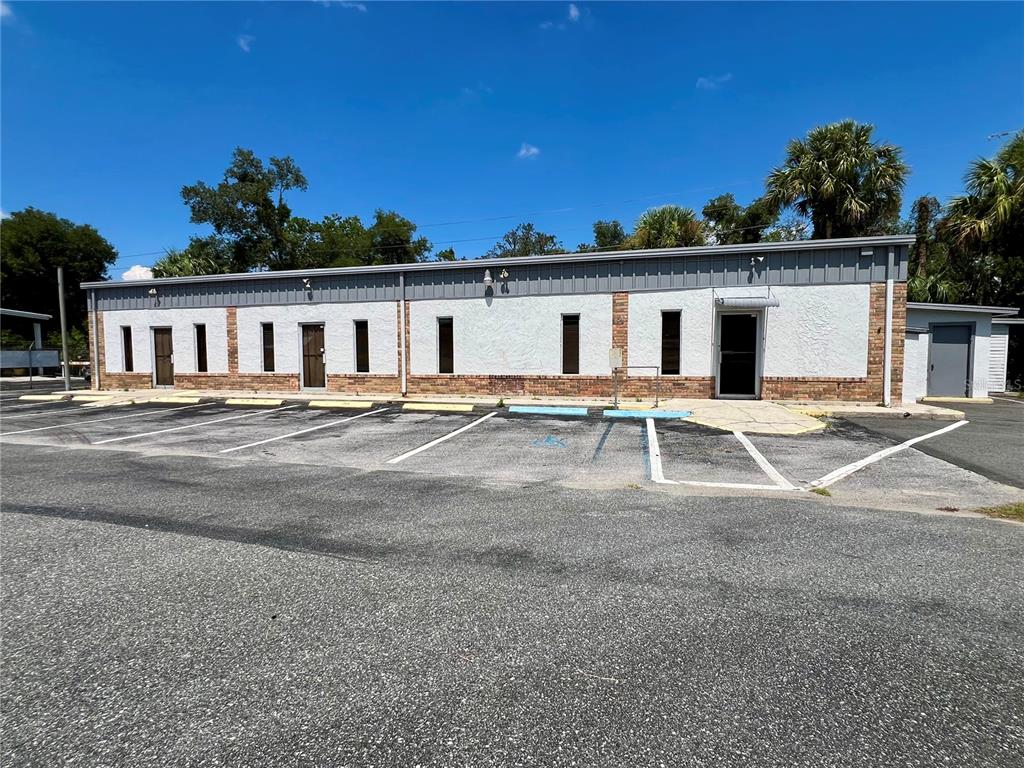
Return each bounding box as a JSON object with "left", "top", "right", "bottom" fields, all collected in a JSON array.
[{"left": 57, "top": 266, "right": 71, "bottom": 392}]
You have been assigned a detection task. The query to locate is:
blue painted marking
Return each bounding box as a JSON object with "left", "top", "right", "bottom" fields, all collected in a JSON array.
[
  {"left": 531, "top": 435, "right": 567, "bottom": 449},
  {"left": 509, "top": 406, "right": 590, "bottom": 417},
  {"left": 603, "top": 409, "right": 693, "bottom": 420}
]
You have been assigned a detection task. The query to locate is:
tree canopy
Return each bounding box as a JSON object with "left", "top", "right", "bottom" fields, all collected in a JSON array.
[
  {"left": 764, "top": 120, "right": 908, "bottom": 239},
  {"left": 701, "top": 194, "right": 777, "bottom": 244},
  {"left": 629, "top": 205, "right": 705, "bottom": 249},
  {"left": 485, "top": 223, "right": 563, "bottom": 259},
  {"left": 0, "top": 207, "right": 117, "bottom": 329}
]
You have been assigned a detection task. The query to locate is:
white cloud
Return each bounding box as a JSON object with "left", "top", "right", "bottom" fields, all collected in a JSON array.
[
  {"left": 0, "top": 208, "right": 9, "bottom": 220},
  {"left": 237, "top": 34, "right": 254, "bottom": 53},
  {"left": 695, "top": 73, "right": 733, "bottom": 91},
  {"left": 539, "top": 20, "right": 556, "bottom": 30},
  {"left": 517, "top": 143, "right": 540, "bottom": 159},
  {"left": 0, "top": 2, "right": 12, "bottom": 20},
  {"left": 122, "top": 265, "right": 154, "bottom": 281},
  {"left": 318, "top": 0, "right": 367, "bottom": 10},
  {"left": 568, "top": 3, "right": 580, "bottom": 22}
]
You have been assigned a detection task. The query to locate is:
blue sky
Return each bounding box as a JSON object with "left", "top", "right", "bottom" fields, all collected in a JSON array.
[{"left": 2, "top": 1, "right": 1022, "bottom": 279}]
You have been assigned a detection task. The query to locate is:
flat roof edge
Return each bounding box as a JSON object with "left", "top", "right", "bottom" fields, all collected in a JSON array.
[
  {"left": 907, "top": 302, "right": 1020, "bottom": 316},
  {"left": 82, "top": 235, "right": 915, "bottom": 290}
]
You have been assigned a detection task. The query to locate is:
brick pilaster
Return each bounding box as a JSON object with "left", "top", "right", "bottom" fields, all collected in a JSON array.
[
  {"left": 226, "top": 306, "right": 238, "bottom": 374},
  {"left": 611, "top": 292, "right": 629, "bottom": 368}
]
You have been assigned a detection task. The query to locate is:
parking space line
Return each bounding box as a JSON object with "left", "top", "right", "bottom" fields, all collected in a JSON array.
[
  {"left": 2, "top": 404, "right": 205, "bottom": 435},
  {"left": 733, "top": 431, "right": 797, "bottom": 490},
  {"left": 644, "top": 418, "right": 675, "bottom": 484},
  {"left": 18, "top": 394, "right": 67, "bottom": 401},
  {"left": 677, "top": 480, "right": 791, "bottom": 491},
  {"left": 810, "top": 419, "right": 969, "bottom": 489},
  {"left": 1, "top": 401, "right": 80, "bottom": 413},
  {"left": 92, "top": 405, "right": 300, "bottom": 445},
  {"left": 387, "top": 411, "right": 497, "bottom": 464},
  {"left": 220, "top": 407, "right": 389, "bottom": 453}
]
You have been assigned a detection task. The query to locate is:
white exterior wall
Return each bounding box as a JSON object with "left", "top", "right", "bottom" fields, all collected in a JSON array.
[
  {"left": 902, "top": 308, "right": 993, "bottom": 401},
  {"left": 408, "top": 294, "right": 613, "bottom": 375},
  {"left": 628, "top": 284, "right": 870, "bottom": 377},
  {"left": 235, "top": 302, "right": 397, "bottom": 374},
  {"left": 989, "top": 325, "right": 1009, "bottom": 392},
  {"left": 102, "top": 308, "right": 229, "bottom": 374}
]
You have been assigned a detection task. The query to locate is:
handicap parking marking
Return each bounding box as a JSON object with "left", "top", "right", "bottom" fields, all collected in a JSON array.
[
  {"left": 645, "top": 417, "right": 801, "bottom": 491},
  {"left": 91, "top": 404, "right": 301, "bottom": 445},
  {"left": 1, "top": 403, "right": 206, "bottom": 436},
  {"left": 219, "top": 407, "right": 390, "bottom": 453},
  {"left": 509, "top": 405, "right": 590, "bottom": 417},
  {"left": 387, "top": 411, "right": 498, "bottom": 464},
  {"left": 605, "top": 409, "right": 693, "bottom": 420},
  {"left": 732, "top": 431, "right": 798, "bottom": 490},
  {"left": 809, "top": 419, "right": 969, "bottom": 489}
]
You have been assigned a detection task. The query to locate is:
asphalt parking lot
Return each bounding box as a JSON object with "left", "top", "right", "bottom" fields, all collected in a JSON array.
[
  {"left": 2, "top": 395, "right": 1023, "bottom": 767},
  {"left": 1, "top": 395, "right": 1021, "bottom": 512}
]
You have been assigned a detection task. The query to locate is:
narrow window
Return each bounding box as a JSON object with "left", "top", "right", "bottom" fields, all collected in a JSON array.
[
  {"left": 195, "top": 324, "right": 208, "bottom": 373},
  {"left": 261, "top": 323, "right": 275, "bottom": 372},
  {"left": 562, "top": 315, "right": 580, "bottom": 375},
  {"left": 661, "top": 311, "right": 681, "bottom": 375},
  {"left": 354, "top": 320, "right": 369, "bottom": 373},
  {"left": 437, "top": 317, "right": 454, "bottom": 374},
  {"left": 121, "top": 326, "right": 134, "bottom": 372}
]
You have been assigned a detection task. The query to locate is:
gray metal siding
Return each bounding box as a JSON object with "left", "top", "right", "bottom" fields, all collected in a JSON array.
[{"left": 93, "top": 244, "right": 909, "bottom": 311}]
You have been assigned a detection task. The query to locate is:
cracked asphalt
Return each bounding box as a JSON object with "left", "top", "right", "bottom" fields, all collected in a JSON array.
[{"left": 2, "top": 439, "right": 1023, "bottom": 768}]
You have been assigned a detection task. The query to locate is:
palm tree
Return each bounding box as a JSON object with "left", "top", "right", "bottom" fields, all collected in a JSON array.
[
  {"left": 946, "top": 131, "right": 1023, "bottom": 247},
  {"left": 629, "top": 205, "right": 705, "bottom": 249},
  {"left": 764, "top": 120, "right": 908, "bottom": 239}
]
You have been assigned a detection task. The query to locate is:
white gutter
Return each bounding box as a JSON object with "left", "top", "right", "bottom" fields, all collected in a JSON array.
[
  {"left": 883, "top": 247, "right": 894, "bottom": 407},
  {"left": 399, "top": 272, "right": 407, "bottom": 397}
]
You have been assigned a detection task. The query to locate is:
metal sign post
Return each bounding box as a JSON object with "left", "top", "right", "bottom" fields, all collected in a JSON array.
[{"left": 57, "top": 266, "right": 71, "bottom": 392}]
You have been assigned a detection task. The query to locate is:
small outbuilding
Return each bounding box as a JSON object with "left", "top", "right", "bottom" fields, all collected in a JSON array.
[{"left": 903, "top": 303, "right": 1020, "bottom": 400}]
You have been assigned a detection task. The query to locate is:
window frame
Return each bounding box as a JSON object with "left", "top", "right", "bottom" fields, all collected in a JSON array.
[
  {"left": 353, "top": 319, "right": 370, "bottom": 373},
  {"left": 261, "top": 322, "right": 275, "bottom": 373},
  {"left": 436, "top": 317, "right": 454, "bottom": 375},
  {"left": 121, "top": 326, "right": 134, "bottom": 372},
  {"left": 561, "top": 313, "right": 580, "bottom": 375},
  {"left": 661, "top": 310, "right": 682, "bottom": 376},
  {"left": 194, "top": 323, "right": 208, "bottom": 373}
]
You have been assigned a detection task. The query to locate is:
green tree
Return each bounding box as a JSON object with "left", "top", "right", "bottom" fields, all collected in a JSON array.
[
  {"left": 593, "top": 220, "right": 628, "bottom": 250},
  {"left": 180, "top": 147, "right": 308, "bottom": 271},
  {"left": 152, "top": 240, "right": 233, "bottom": 278},
  {"left": 701, "top": 194, "right": 777, "bottom": 244},
  {"left": 629, "top": 205, "right": 705, "bottom": 249},
  {"left": 908, "top": 196, "right": 944, "bottom": 277},
  {"left": 368, "top": 210, "right": 431, "bottom": 265},
  {"left": 945, "top": 131, "right": 1024, "bottom": 309},
  {"left": 764, "top": 120, "right": 908, "bottom": 239},
  {"left": 434, "top": 247, "right": 457, "bottom": 261},
  {"left": 0, "top": 208, "right": 117, "bottom": 330},
  {"left": 485, "top": 223, "right": 563, "bottom": 258}
]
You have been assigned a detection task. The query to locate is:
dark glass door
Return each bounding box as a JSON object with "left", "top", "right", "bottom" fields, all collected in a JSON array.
[
  {"left": 718, "top": 314, "right": 758, "bottom": 397},
  {"left": 302, "top": 324, "right": 326, "bottom": 388}
]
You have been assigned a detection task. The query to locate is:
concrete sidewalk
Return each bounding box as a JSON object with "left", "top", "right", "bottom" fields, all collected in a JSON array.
[{"left": 49, "top": 386, "right": 963, "bottom": 435}]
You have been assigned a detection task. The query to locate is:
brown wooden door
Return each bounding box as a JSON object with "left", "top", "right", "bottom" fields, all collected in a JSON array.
[
  {"left": 153, "top": 328, "right": 174, "bottom": 386},
  {"left": 302, "top": 324, "right": 326, "bottom": 388}
]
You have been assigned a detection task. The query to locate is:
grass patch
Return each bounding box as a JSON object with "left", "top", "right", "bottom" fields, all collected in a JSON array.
[
  {"left": 810, "top": 487, "right": 832, "bottom": 497},
  {"left": 974, "top": 502, "right": 1024, "bottom": 522}
]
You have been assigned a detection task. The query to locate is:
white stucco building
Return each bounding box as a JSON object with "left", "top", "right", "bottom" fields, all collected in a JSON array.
[{"left": 85, "top": 235, "right": 930, "bottom": 403}]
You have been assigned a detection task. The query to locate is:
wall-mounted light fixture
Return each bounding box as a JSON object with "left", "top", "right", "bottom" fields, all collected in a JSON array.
[
  {"left": 499, "top": 269, "right": 509, "bottom": 280},
  {"left": 147, "top": 287, "right": 158, "bottom": 297},
  {"left": 749, "top": 255, "right": 765, "bottom": 267},
  {"left": 302, "top": 277, "right": 312, "bottom": 290},
  {"left": 483, "top": 269, "right": 494, "bottom": 287}
]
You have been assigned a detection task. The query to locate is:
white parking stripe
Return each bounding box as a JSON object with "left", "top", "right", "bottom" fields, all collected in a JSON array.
[
  {"left": 810, "top": 419, "right": 969, "bottom": 489},
  {"left": 0, "top": 401, "right": 73, "bottom": 412},
  {"left": 2, "top": 404, "right": 204, "bottom": 435},
  {"left": 220, "top": 408, "right": 389, "bottom": 453},
  {"left": 733, "top": 431, "right": 797, "bottom": 490},
  {"left": 387, "top": 411, "right": 497, "bottom": 464},
  {"left": 645, "top": 418, "right": 676, "bottom": 484},
  {"left": 92, "top": 405, "right": 299, "bottom": 445},
  {"left": 677, "top": 480, "right": 791, "bottom": 491}
]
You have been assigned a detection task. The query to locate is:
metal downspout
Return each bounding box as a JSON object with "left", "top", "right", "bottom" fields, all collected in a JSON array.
[
  {"left": 90, "top": 289, "right": 100, "bottom": 391},
  {"left": 399, "top": 272, "right": 407, "bottom": 396}
]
